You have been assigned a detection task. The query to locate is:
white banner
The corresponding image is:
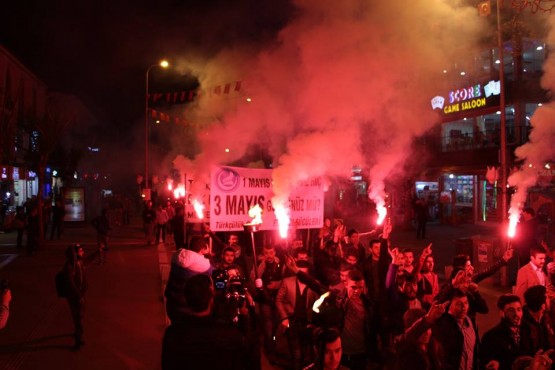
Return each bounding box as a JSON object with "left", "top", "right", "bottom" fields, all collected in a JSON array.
[
  {"left": 184, "top": 179, "right": 210, "bottom": 223},
  {"left": 210, "top": 166, "right": 324, "bottom": 232}
]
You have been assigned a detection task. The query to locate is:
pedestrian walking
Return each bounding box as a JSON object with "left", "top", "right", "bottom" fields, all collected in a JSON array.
[
  {"left": 143, "top": 201, "right": 156, "bottom": 246},
  {"left": 92, "top": 208, "right": 111, "bottom": 264},
  {"left": 50, "top": 199, "right": 66, "bottom": 240},
  {"left": 14, "top": 206, "right": 26, "bottom": 250},
  {"left": 26, "top": 206, "right": 40, "bottom": 256}
]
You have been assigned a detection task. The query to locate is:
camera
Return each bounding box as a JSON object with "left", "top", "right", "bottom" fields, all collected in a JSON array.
[
  {"left": 212, "top": 269, "right": 250, "bottom": 324},
  {"left": 225, "top": 275, "right": 247, "bottom": 301},
  {"left": 212, "top": 269, "right": 228, "bottom": 291}
]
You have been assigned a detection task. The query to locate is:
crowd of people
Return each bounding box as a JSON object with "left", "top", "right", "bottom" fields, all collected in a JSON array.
[{"left": 158, "top": 204, "right": 555, "bottom": 370}]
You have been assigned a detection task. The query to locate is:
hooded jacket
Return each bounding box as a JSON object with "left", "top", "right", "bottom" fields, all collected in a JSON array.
[{"left": 164, "top": 249, "right": 214, "bottom": 323}]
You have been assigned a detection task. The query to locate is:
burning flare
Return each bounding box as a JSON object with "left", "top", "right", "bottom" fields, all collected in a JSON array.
[
  {"left": 192, "top": 200, "right": 205, "bottom": 219},
  {"left": 312, "top": 291, "right": 331, "bottom": 313},
  {"left": 167, "top": 180, "right": 173, "bottom": 191},
  {"left": 247, "top": 205, "right": 263, "bottom": 225},
  {"left": 173, "top": 184, "right": 186, "bottom": 199},
  {"left": 376, "top": 201, "right": 387, "bottom": 225},
  {"left": 508, "top": 207, "right": 520, "bottom": 238},
  {"left": 274, "top": 204, "right": 290, "bottom": 239}
]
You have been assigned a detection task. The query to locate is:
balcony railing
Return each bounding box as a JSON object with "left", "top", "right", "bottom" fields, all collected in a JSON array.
[{"left": 441, "top": 125, "right": 532, "bottom": 152}]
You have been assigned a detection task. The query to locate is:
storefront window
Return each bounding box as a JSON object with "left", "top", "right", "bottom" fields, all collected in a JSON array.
[{"left": 444, "top": 175, "right": 473, "bottom": 204}]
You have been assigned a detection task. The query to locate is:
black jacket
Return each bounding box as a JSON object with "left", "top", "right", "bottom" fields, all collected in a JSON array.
[
  {"left": 480, "top": 320, "right": 530, "bottom": 370},
  {"left": 432, "top": 313, "right": 479, "bottom": 370},
  {"left": 161, "top": 314, "right": 251, "bottom": 370},
  {"left": 362, "top": 238, "right": 390, "bottom": 305}
]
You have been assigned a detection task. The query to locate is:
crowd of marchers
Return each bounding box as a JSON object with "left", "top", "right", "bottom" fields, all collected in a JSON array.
[{"left": 155, "top": 200, "right": 555, "bottom": 370}]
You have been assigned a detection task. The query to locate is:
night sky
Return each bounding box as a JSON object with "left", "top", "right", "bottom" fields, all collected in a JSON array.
[{"left": 0, "top": 0, "right": 294, "bottom": 137}]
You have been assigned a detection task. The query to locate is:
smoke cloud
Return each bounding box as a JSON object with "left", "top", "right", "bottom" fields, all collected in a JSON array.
[
  {"left": 172, "top": 0, "right": 487, "bottom": 214},
  {"left": 508, "top": 13, "right": 555, "bottom": 221}
]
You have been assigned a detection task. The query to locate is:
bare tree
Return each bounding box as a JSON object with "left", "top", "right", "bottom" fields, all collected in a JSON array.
[{"left": 29, "top": 92, "right": 88, "bottom": 245}]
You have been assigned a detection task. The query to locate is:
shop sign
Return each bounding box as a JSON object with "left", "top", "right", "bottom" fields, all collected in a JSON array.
[
  {"left": 12, "top": 167, "right": 19, "bottom": 180},
  {"left": 28, "top": 170, "right": 37, "bottom": 179},
  {"left": 431, "top": 80, "right": 501, "bottom": 115}
]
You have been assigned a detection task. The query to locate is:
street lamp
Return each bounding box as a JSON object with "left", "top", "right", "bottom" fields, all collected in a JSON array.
[
  {"left": 145, "top": 59, "right": 169, "bottom": 195},
  {"left": 496, "top": 0, "right": 508, "bottom": 230}
]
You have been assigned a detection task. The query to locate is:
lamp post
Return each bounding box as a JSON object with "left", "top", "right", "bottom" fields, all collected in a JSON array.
[
  {"left": 496, "top": 0, "right": 508, "bottom": 229},
  {"left": 145, "top": 60, "right": 169, "bottom": 194}
]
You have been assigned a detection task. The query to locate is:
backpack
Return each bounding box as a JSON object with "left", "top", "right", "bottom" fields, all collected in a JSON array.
[{"left": 55, "top": 270, "right": 68, "bottom": 298}]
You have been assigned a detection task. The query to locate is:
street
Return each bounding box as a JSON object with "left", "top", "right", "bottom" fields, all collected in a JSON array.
[
  {"left": 0, "top": 219, "right": 165, "bottom": 370},
  {"left": 0, "top": 217, "right": 511, "bottom": 369}
]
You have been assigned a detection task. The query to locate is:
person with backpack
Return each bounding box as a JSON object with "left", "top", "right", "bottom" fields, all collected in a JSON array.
[{"left": 59, "top": 243, "right": 100, "bottom": 351}]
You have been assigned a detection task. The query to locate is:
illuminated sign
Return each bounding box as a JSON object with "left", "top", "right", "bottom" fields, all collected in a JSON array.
[{"left": 431, "top": 80, "right": 500, "bottom": 115}]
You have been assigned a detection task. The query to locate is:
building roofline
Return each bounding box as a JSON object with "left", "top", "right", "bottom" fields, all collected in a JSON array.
[{"left": 0, "top": 44, "right": 48, "bottom": 89}]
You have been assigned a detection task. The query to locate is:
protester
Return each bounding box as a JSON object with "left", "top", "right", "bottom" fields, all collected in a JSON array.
[
  {"left": 255, "top": 244, "right": 284, "bottom": 361},
  {"left": 161, "top": 274, "right": 256, "bottom": 370},
  {"left": 388, "top": 301, "right": 449, "bottom": 369},
  {"left": 480, "top": 294, "right": 528, "bottom": 370},
  {"left": 414, "top": 245, "right": 439, "bottom": 306},
  {"left": 516, "top": 247, "right": 548, "bottom": 301},
  {"left": 275, "top": 260, "right": 318, "bottom": 369},
  {"left": 338, "top": 270, "right": 374, "bottom": 370},
  {"left": 164, "top": 235, "right": 213, "bottom": 324},
  {"left": 303, "top": 328, "right": 348, "bottom": 370},
  {"left": 521, "top": 285, "right": 554, "bottom": 354},
  {"left": 400, "top": 248, "right": 415, "bottom": 274},
  {"left": 385, "top": 249, "right": 430, "bottom": 338},
  {"left": 432, "top": 288, "right": 479, "bottom": 370},
  {"left": 170, "top": 207, "right": 185, "bottom": 249},
  {"left": 346, "top": 229, "right": 366, "bottom": 263}
]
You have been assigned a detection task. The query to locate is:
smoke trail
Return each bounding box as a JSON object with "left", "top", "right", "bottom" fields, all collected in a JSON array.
[
  {"left": 173, "top": 0, "right": 487, "bottom": 219},
  {"left": 508, "top": 14, "right": 555, "bottom": 229}
]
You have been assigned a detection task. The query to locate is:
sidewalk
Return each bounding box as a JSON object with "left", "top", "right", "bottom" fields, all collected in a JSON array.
[{"left": 0, "top": 217, "right": 166, "bottom": 370}]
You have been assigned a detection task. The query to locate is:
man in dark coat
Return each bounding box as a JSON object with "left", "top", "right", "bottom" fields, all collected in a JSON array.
[
  {"left": 480, "top": 294, "right": 530, "bottom": 370},
  {"left": 50, "top": 199, "right": 66, "bottom": 240},
  {"left": 432, "top": 288, "right": 479, "bottom": 370},
  {"left": 161, "top": 274, "right": 255, "bottom": 370}
]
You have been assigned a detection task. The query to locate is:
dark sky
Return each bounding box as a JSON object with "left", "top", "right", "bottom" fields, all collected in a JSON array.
[{"left": 0, "top": 0, "right": 294, "bottom": 138}]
